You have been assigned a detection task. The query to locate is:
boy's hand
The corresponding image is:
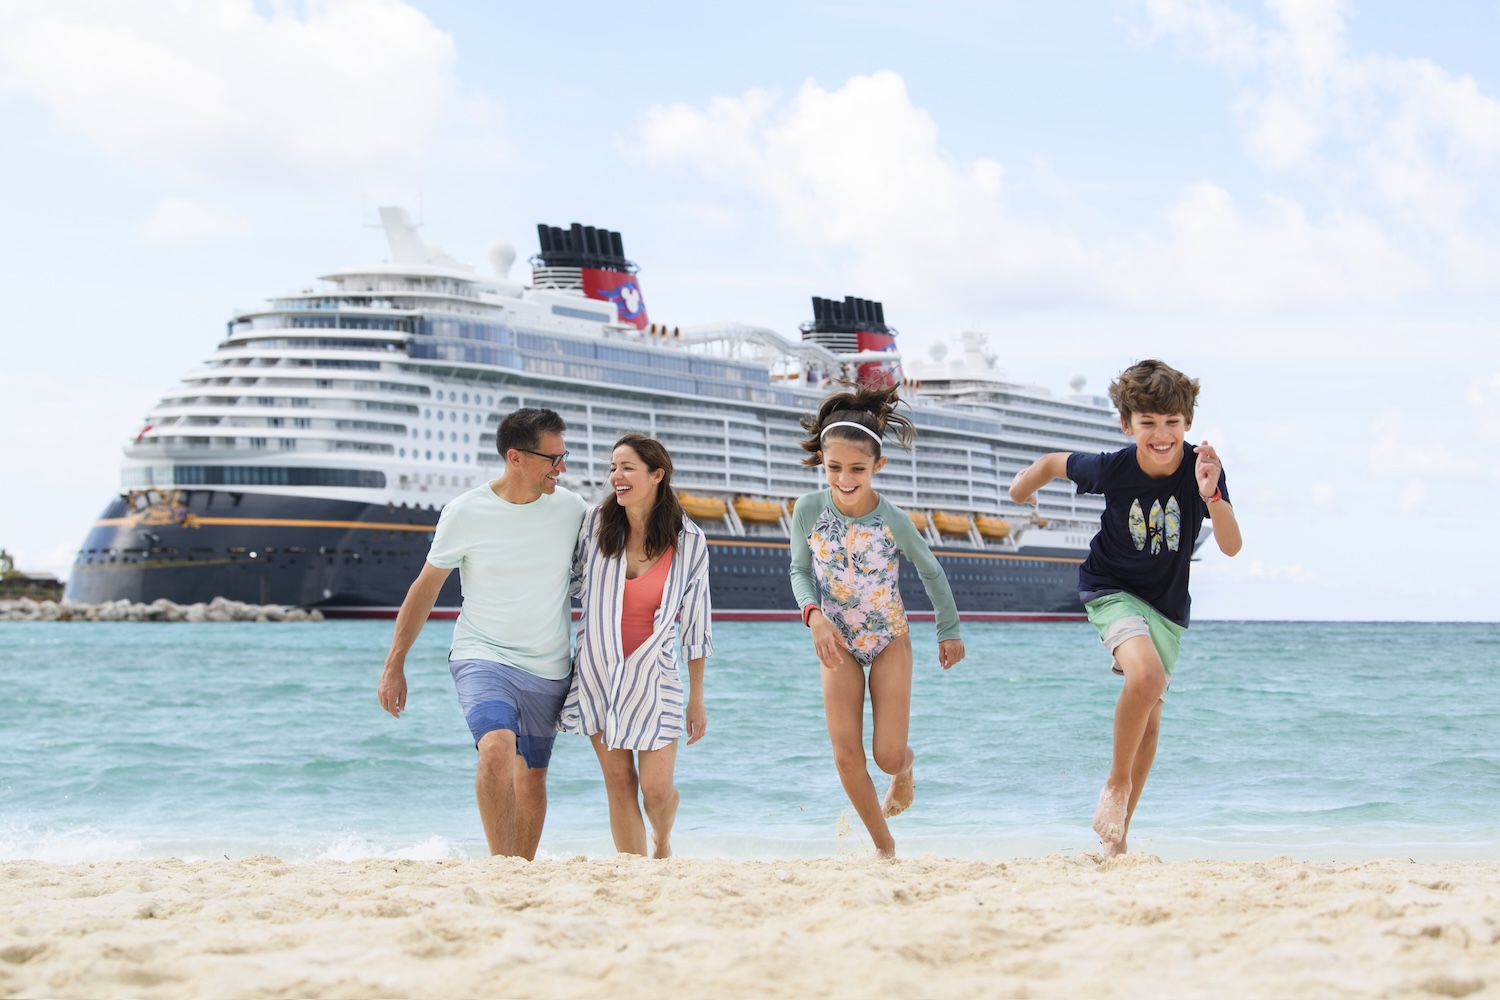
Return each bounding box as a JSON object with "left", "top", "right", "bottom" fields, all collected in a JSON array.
[
  {"left": 937, "top": 639, "right": 965, "bottom": 670},
  {"left": 1194, "top": 440, "right": 1224, "bottom": 498}
]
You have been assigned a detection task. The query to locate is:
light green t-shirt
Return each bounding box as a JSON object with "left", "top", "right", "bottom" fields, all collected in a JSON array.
[{"left": 426, "top": 483, "right": 587, "bottom": 679}]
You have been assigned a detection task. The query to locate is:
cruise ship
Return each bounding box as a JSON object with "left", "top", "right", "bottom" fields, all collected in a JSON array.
[{"left": 66, "top": 209, "right": 1127, "bottom": 620}]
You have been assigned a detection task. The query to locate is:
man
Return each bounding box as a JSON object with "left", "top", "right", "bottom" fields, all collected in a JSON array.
[{"left": 378, "top": 407, "right": 586, "bottom": 858}]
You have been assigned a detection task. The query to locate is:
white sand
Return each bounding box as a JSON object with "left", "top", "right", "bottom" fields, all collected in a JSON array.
[{"left": 2, "top": 853, "right": 1496, "bottom": 998}]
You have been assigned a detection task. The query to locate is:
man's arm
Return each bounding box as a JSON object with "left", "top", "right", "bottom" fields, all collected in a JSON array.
[
  {"left": 377, "top": 561, "right": 453, "bottom": 719},
  {"left": 1009, "top": 452, "right": 1072, "bottom": 506}
]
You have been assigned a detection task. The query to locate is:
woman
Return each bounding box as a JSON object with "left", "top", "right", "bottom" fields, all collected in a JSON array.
[{"left": 560, "top": 433, "right": 712, "bottom": 858}]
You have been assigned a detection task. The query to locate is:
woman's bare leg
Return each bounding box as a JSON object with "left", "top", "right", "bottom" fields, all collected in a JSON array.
[
  {"left": 637, "top": 742, "right": 681, "bottom": 858},
  {"left": 589, "top": 732, "right": 647, "bottom": 856}
]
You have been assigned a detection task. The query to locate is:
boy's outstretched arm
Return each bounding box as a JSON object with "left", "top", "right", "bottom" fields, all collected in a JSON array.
[
  {"left": 1194, "top": 441, "right": 1242, "bottom": 556},
  {"left": 1009, "top": 452, "right": 1071, "bottom": 506}
]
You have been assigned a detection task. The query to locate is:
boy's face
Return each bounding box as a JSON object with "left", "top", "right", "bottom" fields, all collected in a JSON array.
[{"left": 1122, "top": 411, "right": 1190, "bottom": 476}]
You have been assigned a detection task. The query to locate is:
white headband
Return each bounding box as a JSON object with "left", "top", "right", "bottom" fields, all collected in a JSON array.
[{"left": 820, "top": 420, "right": 882, "bottom": 444}]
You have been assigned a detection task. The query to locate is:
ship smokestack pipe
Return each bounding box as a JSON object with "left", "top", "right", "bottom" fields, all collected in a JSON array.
[
  {"left": 536, "top": 224, "right": 551, "bottom": 253},
  {"left": 610, "top": 231, "right": 625, "bottom": 258}
]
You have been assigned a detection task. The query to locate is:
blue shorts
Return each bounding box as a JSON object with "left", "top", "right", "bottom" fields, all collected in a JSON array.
[{"left": 448, "top": 658, "right": 570, "bottom": 769}]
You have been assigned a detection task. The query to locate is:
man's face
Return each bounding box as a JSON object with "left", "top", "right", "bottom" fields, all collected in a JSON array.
[{"left": 513, "top": 430, "right": 568, "bottom": 495}]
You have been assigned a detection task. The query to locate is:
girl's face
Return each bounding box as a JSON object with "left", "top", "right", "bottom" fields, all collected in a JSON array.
[
  {"left": 821, "top": 437, "right": 886, "bottom": 516},
  {"left": 610, "top": 445, "right": 663, "bottom": 512}
]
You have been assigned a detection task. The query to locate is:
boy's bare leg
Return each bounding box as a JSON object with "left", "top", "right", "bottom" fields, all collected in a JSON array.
[
  {"left": 822, "top": 645, "right": 896, "bottom": 857},
  {"left": 868, "top": 634, "right": 916, "bottom": 818},
  {"left": 513, "top": 758, "right": 549, "bottom": 861},
  {"left": 1117, "top": 702, "right": 1163, "bottom": 853},
  {"left": 590, "top": 733, "right": 647, "bottom": 856},
  {"left": 475, "top": 730, "right": 520, "bottom": 856},
  {"left": 637, "top": 742, "right": 681, "bottom": 858},
  {"left": 1095, "top": 635, "right": 1167, "bottom": 857}
]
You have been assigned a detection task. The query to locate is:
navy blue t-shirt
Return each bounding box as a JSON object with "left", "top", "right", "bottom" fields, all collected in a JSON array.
[{"left": 1066, "top": 442, "right": 1229, "bottom": 627}]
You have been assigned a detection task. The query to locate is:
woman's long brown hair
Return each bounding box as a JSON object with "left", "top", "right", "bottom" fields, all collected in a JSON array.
[{"left": 595, "top": 433, "right": 685, "bottom": 559}]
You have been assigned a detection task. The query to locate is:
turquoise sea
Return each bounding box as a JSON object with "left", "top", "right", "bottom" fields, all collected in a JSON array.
[{"left": 3, "top": 620, "right": 1497, "bottom": 863}]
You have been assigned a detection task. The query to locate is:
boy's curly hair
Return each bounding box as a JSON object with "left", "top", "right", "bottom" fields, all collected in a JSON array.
[{"left": 1108, "top": 359, "right": 1201, "bottom": 425}]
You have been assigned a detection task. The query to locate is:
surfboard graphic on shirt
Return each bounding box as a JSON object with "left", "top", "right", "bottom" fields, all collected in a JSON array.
[
  {"left": 1149, "top": 500, "right": 1164, "bottom": 555},
  {"left": 1129, "top": 499, "right": 1147, "bottom": 551},
  {"left": 1166, "top": 496, "right": 1181, "bottom": 552}
]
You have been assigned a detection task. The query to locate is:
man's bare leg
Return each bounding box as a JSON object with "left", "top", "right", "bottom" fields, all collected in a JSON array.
[
  {"left": 590, "top": 733, "right": 647, "bottom": 855},
  {"left": 638, "top": 743, "right": 681, "bottom": 859},
  {"left": 822, "top": 646, "right": 895, "bottom": 857},
  {"left": 1094, "top": 635, "right": 1166, "bottom": 857},
  {"left": 513, "top": 756, "right": 549, "bottom": 861},
  {"left": 475, "top": 730, "right": 519, "bottom": 856},
  {"left": 868, "top": 635, "right": 915, "bottom": 818}
]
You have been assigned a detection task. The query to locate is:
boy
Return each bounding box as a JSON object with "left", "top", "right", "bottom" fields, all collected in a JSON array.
[{"left": 1009, "top": 359, "right": 1242, "bottom": 857}]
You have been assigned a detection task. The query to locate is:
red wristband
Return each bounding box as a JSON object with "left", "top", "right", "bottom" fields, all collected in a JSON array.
[
  {"left": 802, "top": 604, "right": 819, "bottom": 627},
  {"left": 1202, "top": 487, "right": 1222, "bottom": 503}
]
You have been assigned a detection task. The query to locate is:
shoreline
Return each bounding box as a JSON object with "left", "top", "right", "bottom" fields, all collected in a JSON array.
[{"left": 4, "top": 853, "right": 1495, "bottom": 998}]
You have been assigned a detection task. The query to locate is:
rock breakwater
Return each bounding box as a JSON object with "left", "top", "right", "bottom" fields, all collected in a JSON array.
[{"left": 0, "top": 597, "right": 324, "bottom": 622}]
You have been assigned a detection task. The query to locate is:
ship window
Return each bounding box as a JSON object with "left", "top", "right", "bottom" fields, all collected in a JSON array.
[
  {"left": 449, "top": 391, "right": 457, "bottom": 401},
  {"left": 424, "top": 409, "right": 431, "bottom": 418},
  {"left": 487, "top": 395, "right": 494, "bottom": 406},
  {"left": 463, "top": 433, "right": 470, "bottom": 443},
  {"left": 438, "top": 451, "right": 445, "bottom": 460},
  {"left": 425, "top": 450, "right": 432, "bottom": 460},
  {"left": 462, "top": 413, "right": 469, "bottom": 423},
  {"left": 437, "top": 411, "right": 444, "bottom": 421},
  {"left": 450, "top": 411, "right": 457, "bottom": 421},
  {"left": 399, "top": 448, "right": 406, "bottom": 458},
  {"left": 462, "top": 393, "right": 469, "bottom": 403},
  {"left": 464, "top": 454, "right": 470, "bottom": 463},
  {"left": 424, "top": 430, "right": 431, "bottom": 439},
  {"left": 437, "top": 431, "right": 444, "bottom": 441}
]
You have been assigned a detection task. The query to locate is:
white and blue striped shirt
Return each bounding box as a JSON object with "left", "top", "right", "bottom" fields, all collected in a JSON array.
[{"left": 560, "top": 507, "right": 713, "bottom": 750}]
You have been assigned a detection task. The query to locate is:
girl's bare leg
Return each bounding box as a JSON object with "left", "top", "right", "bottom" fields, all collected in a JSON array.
[
  {"left": 636, "top": 742, "right": 681, "bottom": 858},
  {"left": 821, "top": 644, "right": 895, "bottom": 857},
  {"left": 589, "top": 732, "right": 647, "bottom": 856},
  {"left": 868, "top": 634, "right": 915, "bottom": 817}
]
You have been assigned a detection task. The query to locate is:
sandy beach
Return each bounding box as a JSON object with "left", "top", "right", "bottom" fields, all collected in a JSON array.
[{"left": 2, "top": 853, "right": 1496, "bottom": 999}]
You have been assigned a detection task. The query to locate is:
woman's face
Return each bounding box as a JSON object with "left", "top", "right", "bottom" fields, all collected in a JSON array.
[{"left": 609, "top": 444, "right": 664, "bottom": 512}]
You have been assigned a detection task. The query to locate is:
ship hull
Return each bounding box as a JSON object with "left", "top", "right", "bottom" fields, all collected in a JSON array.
[{"left": 66, "top": 491, "right": 1085, "bottom": 621}]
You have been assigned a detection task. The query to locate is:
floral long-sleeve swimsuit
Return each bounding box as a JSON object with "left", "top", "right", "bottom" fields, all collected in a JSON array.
[{"left": 789, "top": 490, "right": 962, "bottom": 666}]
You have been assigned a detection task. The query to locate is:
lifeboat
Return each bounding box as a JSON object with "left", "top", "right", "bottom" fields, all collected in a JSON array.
[
  {"left": 733, "top": 497, "right": 788, "bottom": 523},
  {"left": 975, "top": 515, "right": 1012, "bottom": 540},
  {"left": 908, "top": 511, "right": 929, "bottom": 532},
  {"left": 931, "top": 511, "right": 973, "bottom": 536},
  {"left": 678, "top": 493, "right": 728, "bottom": 520}
]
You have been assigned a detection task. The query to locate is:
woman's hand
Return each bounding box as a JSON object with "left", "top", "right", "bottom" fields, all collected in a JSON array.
[
  {"left": 938, "top": 639, "right": 965, "bottom": 670},
  {"left": 685, "top": 694, "right": 706, "bottom": 745}
]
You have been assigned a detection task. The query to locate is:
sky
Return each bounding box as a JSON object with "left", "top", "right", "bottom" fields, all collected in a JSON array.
[{"left": 0, "top": 0, "right": 1496, "bottom": 621}]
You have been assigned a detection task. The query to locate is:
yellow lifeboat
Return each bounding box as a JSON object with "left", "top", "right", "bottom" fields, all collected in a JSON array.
[
  {"left": 932, "top": 511, "right": 973, "bottom": 536},
  {"left": 908, "top": 511, "right": 929, "bottom": 532},
  {"left": 733, "top": 497, "right": 788, "bottom": 523},
  {"left": 677, "top": 493, "right": 728, "bottom": 520},
  {"left": 975, "top": 515, "right": 1012, "bottom": 540}
]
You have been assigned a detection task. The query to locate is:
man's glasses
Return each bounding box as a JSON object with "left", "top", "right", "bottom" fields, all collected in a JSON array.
[{"left": 519, "top": 448, "right": 569, "bottom": 467}]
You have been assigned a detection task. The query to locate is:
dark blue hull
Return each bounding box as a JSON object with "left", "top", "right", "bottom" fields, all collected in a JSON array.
[{"left": 66, "top": 491, "right": 1084, "bottom": 620}]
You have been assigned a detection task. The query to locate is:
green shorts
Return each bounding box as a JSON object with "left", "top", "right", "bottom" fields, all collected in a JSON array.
[{"left": 1084, "top": 592, "right": 1186, "bottom": 679}]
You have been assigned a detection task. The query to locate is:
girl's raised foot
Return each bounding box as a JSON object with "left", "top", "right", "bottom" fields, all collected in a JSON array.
[{"left": 882, "top": 757, "right": 915, "bottom": 818}]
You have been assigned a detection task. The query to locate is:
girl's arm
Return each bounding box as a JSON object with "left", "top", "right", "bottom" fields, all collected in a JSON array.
[
  {"left": 883, "top": 500, "right": 961, "bottom": 646},
  {"left": 788, "top": 494, "right": 821, "bottom": 614},
  {"left": 1009, "top": 452, "right": 1071, "bottom": 506}
]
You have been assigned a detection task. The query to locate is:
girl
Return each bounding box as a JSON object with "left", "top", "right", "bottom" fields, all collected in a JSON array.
[
  {"left": 789, "top": 381, "right": 965, "bottom": 858},
  {"left": 560, "top": 434, "right": 712, "bottom": 858}
]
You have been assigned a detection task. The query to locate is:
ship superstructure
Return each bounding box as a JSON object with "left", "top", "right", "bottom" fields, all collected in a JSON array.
[{"left": 68, "top": 209, "right": 1125, "bottom": 619}]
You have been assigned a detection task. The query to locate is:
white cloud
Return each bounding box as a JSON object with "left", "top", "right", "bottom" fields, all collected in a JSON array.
[
  {"left": 1310, "top": 482, "right": 1334, "bottom": 504},
  {"left": 142, "top": 198, "right": 251, "bottom": 242},
  {"left": 0, "top": 0, "right": 485, "bottom": 186},
  {"left": 1367, "top": 412, "right": 1476, "bottom": 479},
  {"left": 1397, "top": 480, "right": 1426, "bottom": 511},
  {"left": 633, "top": 70, "right": 1426, "bottom": 314},
  {"left": 1473, "top": 373, "right": 1500, "bottom": 443},
  {"left": 1139, "top": 0, "right": 1500, "bottom": 286}
]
